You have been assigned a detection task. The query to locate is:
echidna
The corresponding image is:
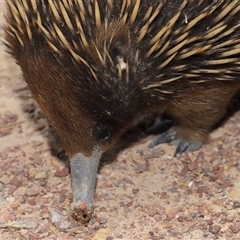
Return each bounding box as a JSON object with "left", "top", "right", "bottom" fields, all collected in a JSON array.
[{"left": 4, "top": 0, "right": 240, "bottom": 223}]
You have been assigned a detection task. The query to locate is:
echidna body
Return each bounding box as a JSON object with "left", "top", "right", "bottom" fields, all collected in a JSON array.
[{"left": 5, "top": 0, "right": 240, "bottom": 223}]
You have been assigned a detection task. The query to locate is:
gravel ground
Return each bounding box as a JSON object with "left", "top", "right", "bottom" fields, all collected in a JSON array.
[{"left": 1, "top": 1, "right": 240, "bottom": 239}]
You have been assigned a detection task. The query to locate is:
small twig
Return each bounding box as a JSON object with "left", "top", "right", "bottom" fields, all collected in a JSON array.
[
  {"left": 0, "top": 221, "right": 26, "bottom": 229},
  {"left": 0, "top": 121, "right": 26, "bottom": 130}
]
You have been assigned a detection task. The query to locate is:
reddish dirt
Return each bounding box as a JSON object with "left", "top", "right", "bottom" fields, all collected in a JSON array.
[{"left": 1, "top": 2, "right": 240, "bottom": 239}]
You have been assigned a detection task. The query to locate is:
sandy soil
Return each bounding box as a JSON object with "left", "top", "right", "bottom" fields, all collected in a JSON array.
[{"left": 1, "top": 1, "right": 240, "bottom": 239}]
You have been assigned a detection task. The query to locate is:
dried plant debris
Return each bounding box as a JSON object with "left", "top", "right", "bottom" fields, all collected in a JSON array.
[{"left": 0, "top": 221, "right": 26, "bottom": 229}]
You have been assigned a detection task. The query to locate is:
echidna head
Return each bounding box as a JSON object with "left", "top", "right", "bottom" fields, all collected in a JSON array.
[
  {"left": 4, "top": 0, "right": 149, "bottom": 159},
  {"left": 30, "top": 47, "right": 143, "bottom": 159}
]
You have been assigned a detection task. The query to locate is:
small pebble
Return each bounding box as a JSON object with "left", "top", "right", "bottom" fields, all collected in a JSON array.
[
  {"left": 188, "top": 181, "right": 193, "bottom": 188},
  {"left": 0, "top": 152, "right": 8, "bottom": 160},
  {"left": 219, "top": 195, "right": 228, "bottom": 200},
  {"left": 28, "top": 198, "right": 36, "bottom": 205},
  {"left": 3, "top": 213, "right": 14, "bottom": 222},
  {"left": 9, "top": 176, "right": 22, "bottom": 187},
  {"left": 0, "top": 119, "right": 7, "bottom": 126},
  {"left": 59, "top": 221, "right": 71, "bottom": 230},
  {"left": 38, "top": 224, "right": 51, "bottom": 234},
  {"left": 20, "top": 217, "right": 39, "bottom": 229},
  {"left": 132, "top": 189, "right": 139, "bottom": 194},
  {"left": 132, "top": 160, "right": 149, "bottom": 173},
  {"left": 10, "top": 202, "right": 20, "bottom": 209},
  {"left": 8, "top": 185, "right": 17, "bottom": 195},
  {"left": 166, "top": 212, "right": 176, "bottom": 220},
  {"left": 51, "top": 210, "right": 62, "bottom": 223},
  {"left": 92, "top": 228, "right": 111, "bottom": 240},
  {"left": 209, "top": 225, "right": 221, "bottom": 234},
  {"left": 229, "top": 224, "right": 240, "bottom": 234},
  {"left": 58, "top": 195, "right": 66, "bottom": 203},
  {"left": 35, "top": 171, "right": 48, "bottom": 180},
  {"left": 20, "top": 229, "right": 28, "bottom": 236},
  {"left": 54, "top": 167, "right": 69, "bottom": 177},
  {"left": 225, "top": 216, "right": 234, "bottom": 222},
  {"left": 0, "top": 175, "right": 10, "bottom": 185},
  {"left": 32, "top": 140, "right": 43, "bottom": 147},
  {"left": 188, "top": 162, "right": 198, "bottom": 171},
  {"left": 25, "top": 185, "right": 41, "bottom": 197},
  {"left": 106, "top": 237, "right": 114, "bottom": 240},
  {"left": 94, "top": 222, "right": 100, "bottom": 230},
  {"left": 149, "top": 231, "right": 154, "bottom": 236},
  {"left": 13, "top": 186, "right": 26, "bottom": 197},
  {"left": 0, "top": 128, "right": 12, "bottom": 137},
  {"left": 180, "top": 166, "right": 189, "bottom": 176},
  {"left": 233, "top": 201, "right": 240, "bottom": 208},
  {"left": 108, "top": 221, "right": 119, "bottom": 229},
  {"left": 22, "top": 103, "right": 36, "bottom": 113},
  {"left": 5, "top": 112, "right": 18, "bottom": 123}
]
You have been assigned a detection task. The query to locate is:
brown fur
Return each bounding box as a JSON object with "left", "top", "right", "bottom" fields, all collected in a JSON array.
[{"left": 165, "top": 83, "right": 240, "bottom": 143}]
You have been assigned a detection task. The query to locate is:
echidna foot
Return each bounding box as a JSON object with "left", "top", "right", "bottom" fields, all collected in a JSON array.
[{"left": 148, "top": 129, "right": 203, "bottom": 156}]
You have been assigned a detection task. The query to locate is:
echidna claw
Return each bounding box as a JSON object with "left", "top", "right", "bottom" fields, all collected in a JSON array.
[
  {"left": 174, "top": 141, "right": 203, "bottom": 156},
  {"left": 174, "top": 140, "right": 189, "bottom": 156}
]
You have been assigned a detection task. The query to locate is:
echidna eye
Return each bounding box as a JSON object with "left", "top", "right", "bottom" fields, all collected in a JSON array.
[{"left": 98, "top": 129, "right": 110, "bottom": 142}]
